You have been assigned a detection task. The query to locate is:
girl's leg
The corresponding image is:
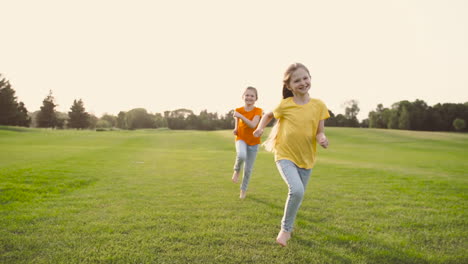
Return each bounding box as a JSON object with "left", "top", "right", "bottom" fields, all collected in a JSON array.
[
  {"left": 298, "top": 167, "right": 313, "bottom": 191},
  {"left": 232, "top": 140, "right": 247, "bottom": 183},
  {"left": 240, "top": 144, "right": 259, "bottom": 194},
  {"left": 275, "top": 159, "right": 312, "bottom": 245}
]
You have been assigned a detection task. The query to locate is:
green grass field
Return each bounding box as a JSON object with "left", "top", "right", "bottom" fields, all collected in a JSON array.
[{"left": 0, "top": 126, "right": 467, "bottom": 264}]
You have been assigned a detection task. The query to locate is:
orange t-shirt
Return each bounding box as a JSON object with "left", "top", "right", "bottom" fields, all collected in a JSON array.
[{"left": 235, "top": 107, "right": 263, "bottom": 145}]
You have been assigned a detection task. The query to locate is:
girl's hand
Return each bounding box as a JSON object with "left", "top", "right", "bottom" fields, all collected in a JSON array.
[
  {"left": 233, "top": 129, "right": 238, "bottom": 135},
  {"left": 316, "top": 133, "right": 329, "bottom": 148},
  {"left": 233, "top": 111, "right": 242, "bottom": 118},
  {"left": 253, "top": 128, "right": 263, "bottom": 138}
]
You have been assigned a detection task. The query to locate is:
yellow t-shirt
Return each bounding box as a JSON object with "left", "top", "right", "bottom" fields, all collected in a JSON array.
[
  {"left": 273, "top": 97, "right": 330, "bottom": 169},
  {"left": 235, "top": 106, "right": 263, "bottom": 145}
]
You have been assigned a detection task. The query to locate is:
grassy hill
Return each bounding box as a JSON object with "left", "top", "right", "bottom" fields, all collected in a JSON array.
[{"left": 0, "top": 126, "right": 466, "bottom": 263}]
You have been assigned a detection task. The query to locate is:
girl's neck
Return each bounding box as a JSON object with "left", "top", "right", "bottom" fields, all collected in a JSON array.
[
  {"left": 244, "top": 104, "right": 255, "bottom": 111},
  {"left": 292, "top": 93, "right": 310, "bottom": 105}
]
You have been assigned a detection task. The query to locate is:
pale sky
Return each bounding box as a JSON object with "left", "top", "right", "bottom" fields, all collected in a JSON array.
[{"left": 2, "top": 0, "right": 467, "bottom": 121}]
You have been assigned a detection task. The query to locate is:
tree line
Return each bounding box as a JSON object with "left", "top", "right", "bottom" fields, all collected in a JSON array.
[
  {"left": 325, "top": 99, "right": 468, "bottom": 132},
  {"left": 366, "top": 100, "right": 468, "bottom": 132},
  {"left": 1, "top": 74, "right": 467, "bottom": 132}
]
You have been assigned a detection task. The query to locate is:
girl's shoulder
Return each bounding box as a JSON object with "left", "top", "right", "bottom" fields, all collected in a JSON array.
[
  {"left": 279, "top": 97, "right": 294, "bottom": 106},
  {"left": 235, "top": 106, "right": 244, "bottom": 112},
  {"left": 309, "top": 98, "right": 327, "bottom": 106},
  {"left": 274, "top": 98, "right": 293, "bottom": 112},
  {"left": 308, "top": 98, "right": 328, "bottom": 113}
]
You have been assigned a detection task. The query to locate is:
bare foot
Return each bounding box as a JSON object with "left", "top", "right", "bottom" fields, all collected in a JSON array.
[
  {"left": 240, "top": 190, "right": 246, "bottom": 199},
  {"left": 276, "top": 230, "right": 291, "bottom": 247},
  {"left": 232, "top": 171, "right": 239, "bottom": 183}
]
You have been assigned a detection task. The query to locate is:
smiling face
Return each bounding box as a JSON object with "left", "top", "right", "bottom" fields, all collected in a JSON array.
[
  {"left": 243, "top": 89, "right": 257, "bottom": 106},
  {"left": 287, "top": 67, "right": 311, "bottom": 96}
]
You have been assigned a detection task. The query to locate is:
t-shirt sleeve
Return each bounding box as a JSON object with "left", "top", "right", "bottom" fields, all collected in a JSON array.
[
  {"left": 319, "top": 100, "right": 330, "bottom": 120},
  {"left": 255, "top": 108, "right": 263, "bottom": 117},
  {"left": 273, "top": 101, "right": 284, "bottom": 119}
]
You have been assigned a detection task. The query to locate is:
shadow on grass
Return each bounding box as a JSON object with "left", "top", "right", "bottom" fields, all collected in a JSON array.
[
  {"left": 250, "top": 196, "right": 430, "bottom": 264},
  {"left": 295, "top": 218, "right": 430, "bottom": 264},
  {"left": 248, "top": 196, "right": 283, "bottom": 210},
  {"left": 294, "top": 236, "right": 354, "bottom": 263}
]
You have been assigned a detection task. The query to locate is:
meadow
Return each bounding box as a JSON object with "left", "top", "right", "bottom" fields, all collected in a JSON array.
[{"left": 0, "top": 126, "right": 466, "bottom": 264}]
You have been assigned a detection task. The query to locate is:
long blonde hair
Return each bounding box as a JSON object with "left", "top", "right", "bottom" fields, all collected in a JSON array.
[{"left": 262, "top": 63, "right": 311, "bottom": 152}]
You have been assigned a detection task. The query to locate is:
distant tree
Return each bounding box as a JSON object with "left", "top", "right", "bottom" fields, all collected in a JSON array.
[
  {"left": 88, "top": 114, "right": 98, "bottom": 129},
  {"left": 185, "top": 113, "right": 198, "bottom": 129},
  {"left": 30, "top": 110, "right": 40, "bottom": 127},
  {"left": 222, "top": 110, "right": 235, "bottom": 129},
  {"left": 335, "top": 114, "right": 347, "bottom": 127},
  {"left": 151, "top": 113, "right": 167, "bottom": 128},
  {"left": 68, "top": 99, "right": 90, "bottom": 129},
  {"left": 390, "top": 101, "right": 411, "bottom": 129},
  {"left": 0, "top": 75, "right": 30, "bottom": 126},
  {"left": 398, "top": 106, "right": 410, "bottom": 130},
  {"left": 198, "top": 110, "right": 211, "bottom": 130},
  {"left": 453, "top": 118, "right": 466, "bottom": 132},
  {"left": 431, "top": 103, "right": 466, "bottom": 131},
  {"left": 100, "top": 114, "right": 117, "bottom": 127},
  {"left": 37, "top": 90, "right": 58, "bottom": 128},
  {"left": 387, "top": 108, "right": 399, "bottom": 129},
  {"left": 360, "top": 118, "right": 369, "bottom": 128},
  {"left": 369, "top": 104, "right": 390, "bottom": 128},
  {"left": 381, "top": 108, "right": 392, "bottom": 128},
  {"left": 16, "top": 102, "right": 31, "bottom": 127},
  {"left": 342, "top": 100, "right": 360, "bottom": 127},
  {"left": 96, "top": 119, "right": 112, "bottom": 129},
  {"left": 0, "top": 76, "right": 18, "bottom": 125},
  {"left": 55, "top": 112, "right": 68, "bottom": 129},
  {"left": 325, "top": 110, "right": 337, "bottom": 126},
  {"left": 163, "top": 108, "right": 233, "bottom": 130},
  {"left": 117, "top": 111, "right": 127, "bottom": 129},
  {"left": 410, "top": 99, "right": 429, "bottom": 130},
  {"left": 368, "top": 111, "right": 377, "bottom": 128},
  {"left": 126, "top": 108, "right": 153, "bottom": 129},
  {"left": 343, "top": 100, "right": 360, "bottom": 118},
  {"left": 166, "top": 108, "right": 193, "bottom": 129}
]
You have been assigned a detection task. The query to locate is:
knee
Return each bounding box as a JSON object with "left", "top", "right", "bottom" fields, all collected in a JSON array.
[
  {"left": 237, "top": 152, "right": 247, "bottom": 161},
  {"left": 289, "top": 186, "right": 304, "bottom": 199}
]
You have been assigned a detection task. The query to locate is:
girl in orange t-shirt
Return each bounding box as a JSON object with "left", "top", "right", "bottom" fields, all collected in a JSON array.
[{"left": 232, "top": 86, "right": 263, "bottom": 199}]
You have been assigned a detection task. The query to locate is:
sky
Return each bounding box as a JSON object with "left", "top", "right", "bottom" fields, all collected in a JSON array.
[{"left": 1, "top": 0, "right": 467, "bottom": 121}]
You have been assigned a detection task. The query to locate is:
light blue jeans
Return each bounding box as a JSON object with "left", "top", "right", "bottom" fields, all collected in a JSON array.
[
  {"left": 276, "top": 159, "right": 313, "bottom": 232},
  {"left": 233, "top": 140, "right": 259, "bottom": 192}
]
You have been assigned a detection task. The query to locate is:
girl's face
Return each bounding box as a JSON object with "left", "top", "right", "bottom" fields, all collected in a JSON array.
[
  {"left": 287, "top": 68, "right": 311, "bottom": 96},
  {"left": 243, "top": 89, "right": 257, "bottom": 106}
]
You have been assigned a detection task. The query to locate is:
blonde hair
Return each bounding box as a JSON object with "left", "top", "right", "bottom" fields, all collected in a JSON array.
[
  {"left": 262, "top": 63, "right": 311, "bottom": 152},
  {"left": 244, "top": 86, "right": 258, "bottom": 100},
  {"left": 262, "top": 120, "right": 279, "bottom": 152},
  {"left": 282, "top": 63, "right": 311, "bottom": 99}
]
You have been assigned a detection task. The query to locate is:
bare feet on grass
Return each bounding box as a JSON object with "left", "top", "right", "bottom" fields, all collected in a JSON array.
[
  {"left": 240, "top": 190, "right": 246, "bottom": 199},
  {"left": 232, "top": 171, "right": 239, "bottom": 183},
  {"left": 276, "top": 230, "right": 291, "bottom": 247}
]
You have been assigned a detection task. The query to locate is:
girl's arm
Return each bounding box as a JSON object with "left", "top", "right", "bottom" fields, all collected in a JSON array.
[
  {"left": 233, "top": 111, "right": 261, "bottom": 129},
  {"left": 253, "top": 112, "right": 274, "bottom": 137},
  {"left": 316, "top": 119, "right": 329, "bottom": 148},
  {"left": 233, "top": 117, "right": 239, "bottom": 135}
]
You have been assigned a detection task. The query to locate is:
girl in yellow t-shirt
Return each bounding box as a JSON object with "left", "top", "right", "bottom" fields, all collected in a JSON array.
[
  {"left": 254, "top": 63, "right": 330, "bottom": 247},
  {"left": 232, "top": 86, "right": 263, "bottom": 199}
]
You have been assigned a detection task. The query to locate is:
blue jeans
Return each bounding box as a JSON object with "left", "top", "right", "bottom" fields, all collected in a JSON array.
[
  {"left": 276, "top": 159, "right": 313, "bottom": 232},
  {"left": 233, "top": 140, "right": 259, "bottom": 192}
]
